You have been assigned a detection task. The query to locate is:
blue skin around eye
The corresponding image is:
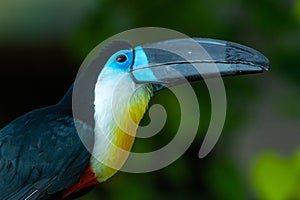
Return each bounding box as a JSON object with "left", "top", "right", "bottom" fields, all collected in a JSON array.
[
  {"left": 107, "top": 50, "right": 133, "bottom": 71},
  {"left": 104, "top": 47, "right": 159, "bottom": 83}
]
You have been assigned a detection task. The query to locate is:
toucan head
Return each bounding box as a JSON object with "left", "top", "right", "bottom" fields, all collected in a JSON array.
[{"left": 72, "top": 37, "right": 269, "bottom": 181}]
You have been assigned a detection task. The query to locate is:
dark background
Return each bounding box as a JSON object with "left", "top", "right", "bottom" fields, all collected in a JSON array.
[{"left": 0, "top": 0, "right": 300, "bottom": 199}]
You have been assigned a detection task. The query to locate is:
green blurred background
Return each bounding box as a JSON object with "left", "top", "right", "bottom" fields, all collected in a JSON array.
[{"left": 0, "top": 0, "right": 300, "bottom": 199}]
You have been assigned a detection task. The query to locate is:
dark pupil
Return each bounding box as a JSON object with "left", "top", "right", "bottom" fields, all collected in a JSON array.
[{"left": 116, "top": 54, "right": 127, "bottom": 63}]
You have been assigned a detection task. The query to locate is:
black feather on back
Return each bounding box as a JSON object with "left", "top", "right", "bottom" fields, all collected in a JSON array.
[{"left": 0, "top": 102, "right": 92, "bottom": 199}]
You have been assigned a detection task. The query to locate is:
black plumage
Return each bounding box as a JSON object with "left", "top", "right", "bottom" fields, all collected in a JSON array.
[{"left": 0, "top": 88, "right": 91, "bottom": 199}]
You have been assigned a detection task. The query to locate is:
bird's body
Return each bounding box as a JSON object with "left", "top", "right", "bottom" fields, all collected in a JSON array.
[
  {"left": 0, "top": 77, "right": 152, "bottom": 199},
  {"left": 0, "top": 38, "right": 269, "bottom": 199}
]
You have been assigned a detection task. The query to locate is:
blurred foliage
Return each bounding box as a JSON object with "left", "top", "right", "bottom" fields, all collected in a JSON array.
[
  {"left": 294, "top": 0, "right": 300, "bottom": 21},
  {"left": 204, "top": 158, "right": 247, "bottom": 199},
  {"left": 251, "top": 149, "right": 300, "bottom": 200},
  {"left": 0, "top": 0, "right": 300, "bottom": 199}
]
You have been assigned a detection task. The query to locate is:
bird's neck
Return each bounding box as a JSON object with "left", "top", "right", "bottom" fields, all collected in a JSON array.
[{"left": 91, "top": 72, "right": 153, "bottom": 182}]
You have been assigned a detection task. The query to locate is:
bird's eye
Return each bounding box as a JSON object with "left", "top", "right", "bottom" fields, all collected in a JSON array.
[{"left": 115, "top": 54, "right": 127, "bottom": 63}]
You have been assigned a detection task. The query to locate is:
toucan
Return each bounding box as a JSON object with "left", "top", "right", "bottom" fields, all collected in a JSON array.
[{"left": 0, "top": 38, "right": 269, "bottom": 199}]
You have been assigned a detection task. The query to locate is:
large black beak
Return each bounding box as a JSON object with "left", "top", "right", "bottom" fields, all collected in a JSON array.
[{"left": 130, "top": 38, "right": 269, "bottom": 90}]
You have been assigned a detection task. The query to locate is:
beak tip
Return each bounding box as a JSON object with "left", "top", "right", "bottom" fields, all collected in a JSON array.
[
  {"left": 225, "top": 39, "right": 270, "bottom": 73},
  {"left": 263, "top": 65, "right": 270, "bottom": 71},
  {"left": 258, "top": 59, "right": 270, "bottom": 72}
]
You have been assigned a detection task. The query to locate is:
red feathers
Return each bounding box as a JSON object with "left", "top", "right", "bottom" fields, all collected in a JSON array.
[{"left": 62, "top": 163, "right": 98, "bottom": 199}]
